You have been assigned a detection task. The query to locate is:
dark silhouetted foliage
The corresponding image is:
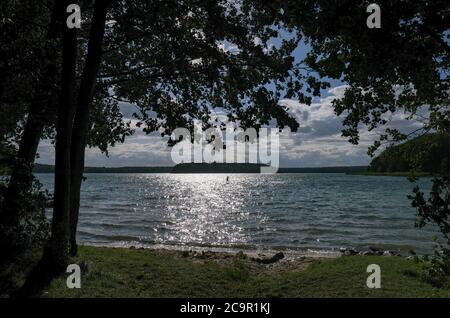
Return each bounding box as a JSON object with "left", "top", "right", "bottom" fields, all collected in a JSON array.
[{"left": 369, "top": 134, "right": 450, "bottom": 174}]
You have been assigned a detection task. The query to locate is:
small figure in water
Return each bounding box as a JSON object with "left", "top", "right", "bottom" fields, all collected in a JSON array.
[{"left": 226, "top": 176, "right": 229, "bottom": 183}]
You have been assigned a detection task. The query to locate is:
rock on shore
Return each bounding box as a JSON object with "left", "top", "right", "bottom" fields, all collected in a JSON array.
[{"left": 339, "top": 247, "right": 401, "bottom": 256}]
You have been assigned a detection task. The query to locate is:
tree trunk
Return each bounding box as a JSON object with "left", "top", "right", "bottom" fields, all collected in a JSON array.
[
  {"left": 1, "top": 105, "right": 48, "bottom": 225},
  {"left": 69, "top": 0, "right": 110, "bottom": 256},
  {"left": 43, "top": 0, "right": 78, "bottom": 270}
]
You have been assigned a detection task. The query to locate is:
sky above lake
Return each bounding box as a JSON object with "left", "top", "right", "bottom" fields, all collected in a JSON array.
[
  {"left": 36, "top": 82, "right": 421, "bottom": 168},
  {"left": 36, "top": 38, "right": 422, "bottom": 168}
]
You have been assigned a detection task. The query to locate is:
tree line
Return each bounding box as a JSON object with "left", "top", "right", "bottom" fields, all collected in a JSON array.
[{"left": 369, "top": 133, "right": 450, "bottom": 174}]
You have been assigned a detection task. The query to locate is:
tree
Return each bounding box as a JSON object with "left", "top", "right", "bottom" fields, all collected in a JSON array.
[
  {"left": 0, "top": 0, "right": 61, "bottom": 261},
  {"left": 13, "top": 0, "right": 329, "bottom": 290},
  {"left": 0, "top": 0, "right": 130, "bottom": 261},
  {"left": 68, "top": 0, "right": 112, "bottom": 256},
  {"left": 42, "top": 0, "right": 79, "bottom": 271}
]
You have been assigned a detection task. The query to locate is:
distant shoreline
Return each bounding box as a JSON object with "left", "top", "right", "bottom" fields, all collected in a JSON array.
[
  {"left": 346, "top": 171, "right": 433, "bottom": 177},
  {"left": 31, "top": 163, "right": 368, "bottom": 174}
]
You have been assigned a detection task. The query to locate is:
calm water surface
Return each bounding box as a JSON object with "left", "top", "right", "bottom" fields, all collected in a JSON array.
[{"left": 37, "top": 173, "right": 437, "bottom": 254}]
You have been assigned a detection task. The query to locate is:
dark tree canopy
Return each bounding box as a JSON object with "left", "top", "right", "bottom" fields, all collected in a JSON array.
[
  {"left": 98, "top": 0, "right": 332, "bottom": 142},
  {"left": 0, "top": 0, "right": 57, "bottom": 145},
  {"left": 279, "top": 0, "right": 449, "bottom": 147}
]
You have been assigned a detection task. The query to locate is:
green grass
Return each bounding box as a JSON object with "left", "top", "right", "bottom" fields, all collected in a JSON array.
[{"left": 41, "top": 246, "right": 450, "bottom": 298}]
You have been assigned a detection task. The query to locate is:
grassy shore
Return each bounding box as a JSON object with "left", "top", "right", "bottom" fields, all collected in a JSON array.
[{"left": 40, "top": 246, "right": 450, "bottom": 298}]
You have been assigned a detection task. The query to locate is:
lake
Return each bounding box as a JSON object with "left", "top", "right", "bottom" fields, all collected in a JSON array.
[{"left": 37, "top": 173, "right": 437, "bottom": 254}]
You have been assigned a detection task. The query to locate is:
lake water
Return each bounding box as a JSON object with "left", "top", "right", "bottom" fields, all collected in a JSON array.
[{"left": 37, "top": 173, "right": 438, "bottom": 254}]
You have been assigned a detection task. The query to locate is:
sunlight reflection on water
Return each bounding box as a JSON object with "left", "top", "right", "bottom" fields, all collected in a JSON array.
[
  {"left": 145, "top": 174, "right": 268, "bottom": 246},
  {"left": 37, "top": 173, "right": 439, "bottom": 254}
]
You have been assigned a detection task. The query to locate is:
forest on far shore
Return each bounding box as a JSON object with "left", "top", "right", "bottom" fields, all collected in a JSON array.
[{"left": 369, "top": 134, "right": 450, "bottom": 174}]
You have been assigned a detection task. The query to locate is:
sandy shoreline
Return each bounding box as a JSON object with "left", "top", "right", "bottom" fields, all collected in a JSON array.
[{"left": 83, "top": 241, "right": 341, "bottom": 261}]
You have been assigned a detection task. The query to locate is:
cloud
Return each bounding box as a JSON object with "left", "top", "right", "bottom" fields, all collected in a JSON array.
[{"left": 276, "top": 84, "right": 423, "bottom": 167}]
